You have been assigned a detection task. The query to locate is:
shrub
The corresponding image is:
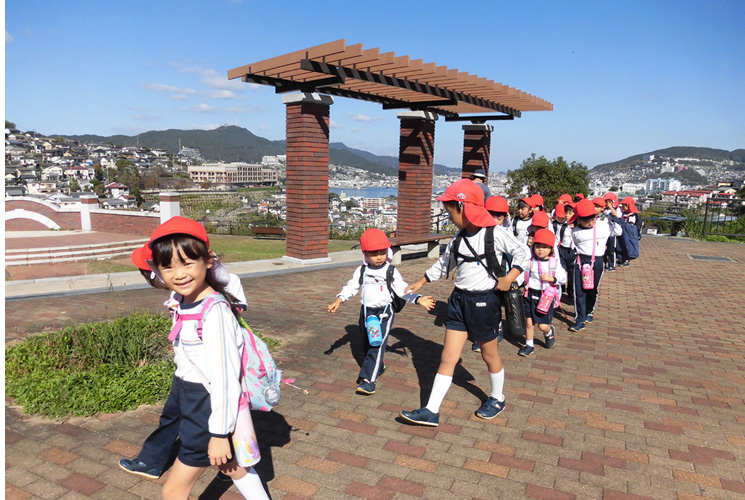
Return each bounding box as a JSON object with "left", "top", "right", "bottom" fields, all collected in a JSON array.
[{"left": 6, "top": 313, "right": 175, "bottom": 418}]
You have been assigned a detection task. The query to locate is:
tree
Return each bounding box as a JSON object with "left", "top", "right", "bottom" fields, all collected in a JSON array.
[
  {"left": 5, "top": 120, "right": 16, "bottom": 129},
  {"left": 507, "top": 154, "right": 589, "bottom": 208},
  {"left": 70, "top": 178, "right": 80, "bottom": 192}
]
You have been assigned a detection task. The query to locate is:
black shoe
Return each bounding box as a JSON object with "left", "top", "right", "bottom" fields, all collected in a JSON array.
[{"left": 118, "top": 459, "right": 160, "bottom": 479}]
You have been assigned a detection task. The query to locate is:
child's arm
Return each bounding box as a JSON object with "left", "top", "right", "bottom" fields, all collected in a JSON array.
[
  {"left": 391, "top": 267, "right": 436, "bottom": 311},
  {"left": 202, "top": 302, "right": 243, "bottom": 459},
  {"left": 417, "top": 296, "right": 436, "bottom": 310},
  {"left": 494, "top": 231, "right": 530, "bottom": 291},
  {"left": 328, "top": 297, "right": 343, "bottom": 314}
]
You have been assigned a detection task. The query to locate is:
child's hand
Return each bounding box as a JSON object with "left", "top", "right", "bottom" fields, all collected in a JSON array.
[
  {"left": 208, "top": 437, "right": 232, "bottom": 466},
  {"left": 540, "top": 273, "right": 553, "bottom": 282},
  {"left": 328, "top": 298, "right": 342, "bottom": 314},
  {"left": 418, "top": 296, "right": 436, "bottom": 311},
  {"left": 406, "top": 277, "right": 427, "bottom": 294},
  {"left": 495, "top": 276, "right": 513, "bottom": 292}
]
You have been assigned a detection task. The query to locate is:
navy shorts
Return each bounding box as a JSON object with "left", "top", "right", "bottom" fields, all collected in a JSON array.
[
  {"left": 523, "top": 288, "right": 554, "bottom": 325},
  {"left": 446, "top": 288, "right": 500, "bottom": 343},
  {"left": 168, "top": 377, "right": 216, "bottom": 468}
]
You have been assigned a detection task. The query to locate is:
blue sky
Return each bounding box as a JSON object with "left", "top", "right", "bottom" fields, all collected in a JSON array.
[{"left": 5, "top": 0, "right": 745, "bottom": 172}]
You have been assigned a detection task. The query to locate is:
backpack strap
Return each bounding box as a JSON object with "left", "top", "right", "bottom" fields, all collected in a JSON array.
[
  {"left": 385, "top": 265, "right": 396, "bottom": 298},
  {"left": 168, "top": 293, "right": 227, "bottom": 342},
  {"left": 512, "top": 217, "right": 518, "bottom": 237},
  {"left": 358, "top": 264, "right": 367, "bottom": 287}
]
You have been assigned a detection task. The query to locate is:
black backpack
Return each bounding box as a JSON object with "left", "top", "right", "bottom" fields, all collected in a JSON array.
[
  {"left": 358, "top": 265, "right": 407, "bottom": 313},
  {"left": 450, "top": 226, "right": 505, "bottom": 280}
]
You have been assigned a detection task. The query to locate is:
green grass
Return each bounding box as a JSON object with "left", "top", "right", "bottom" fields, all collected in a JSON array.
[
  {"left": 5, "top": 312, "right": 279, "bottom": 417},
  {"left": 209, "top": 235, "right": 357, "bottom": 263}
]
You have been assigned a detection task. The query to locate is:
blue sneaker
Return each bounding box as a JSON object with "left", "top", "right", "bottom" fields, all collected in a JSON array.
[
  {"left": 544, "top": 325, "right": 556, "bottom": 348},
  {"left": 518, "top": 344, "right": 534, "bottom": 357},
  {"left": 400, "top": 407, "right": 439, "bottom": 426},
  {"left": 118, "top": 459, "right": 160, "bottom": 479},
  {"left": 586, "top": 314, "right": 594, "bottom": 323},
  {"left": 569, "top": 322, "right": 586, "bottom": 332},
  {"left": 475, "top": 397, "right": 506, "bottom": 419},
  {"left": 472, "top": 341, "right": 481, "bottom": 353},
  {"left": 356, "top": 379, "right": 375, "bottom": 395}
]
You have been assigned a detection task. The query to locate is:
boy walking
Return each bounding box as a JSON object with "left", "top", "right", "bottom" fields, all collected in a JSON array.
[{"left": 328, "top": 229, "right": 435, "bottom": 395}]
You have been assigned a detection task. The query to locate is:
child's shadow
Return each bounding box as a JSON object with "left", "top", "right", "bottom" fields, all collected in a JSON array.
[
  {"left": 387, "top": 325, "right": 488, "bottom": 408},
  {"left": 198, "top": 411, "right": 292, "bottom": 500},
  {"left": 324, "top": 324, "right": 366, "bottom": 367}
]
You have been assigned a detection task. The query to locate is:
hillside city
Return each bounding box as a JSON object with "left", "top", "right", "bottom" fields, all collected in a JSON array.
[{"left": 5, "top": 125, "right": 744, "bottom": 234}]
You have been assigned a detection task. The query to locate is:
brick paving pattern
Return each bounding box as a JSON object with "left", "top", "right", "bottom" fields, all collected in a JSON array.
[{"left": 5, "top": 236, "right": 745, "bottom": 499}]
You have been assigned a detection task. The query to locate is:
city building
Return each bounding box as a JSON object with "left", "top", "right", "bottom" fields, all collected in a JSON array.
[{"left": 187, "top": 162, "right": 279, "bottom": 188}]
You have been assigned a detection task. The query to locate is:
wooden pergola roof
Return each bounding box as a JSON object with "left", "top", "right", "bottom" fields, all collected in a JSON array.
[{"left": 228, "top": 39, "right": 552, "bottom": 121}]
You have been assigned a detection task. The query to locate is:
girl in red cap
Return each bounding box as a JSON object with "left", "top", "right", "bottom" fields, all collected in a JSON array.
[
  {"left": 121, "top": 238, "right": 252, "bottom": 487},
  {"left": 512, "top": 196, "right": 536, "bottom": 245},
  {"left": 552, "top": 202, "right": 577, "bottom": 297},
  {"left": 602, "top": 193, "right": 622, "bottom": 272},
  {"left": 399, "top": 179, "right": 530, "bottom": 426},
  {"left": 619, "top": 197, "right": 643, "bottom": 266},
  {"left": 328, "top": 228, "right": 435, "bottom": 396},
  {"left": 125, "top": 217, "right": 268, "bottom": 500},
  {"left": 569, "top": 200, "right": 622, "bottom": 331},
  {"left": 519, "top": 228, "right": 567, "bottom": 356}
]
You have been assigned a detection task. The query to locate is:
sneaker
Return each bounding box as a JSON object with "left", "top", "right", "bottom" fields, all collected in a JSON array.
[
  {"left": 606, "top": 267, "right": 615, "bottom": 272},
  {"left": 569, "top": 322, "right": 586, "bottom": 332},
  {"left": 356, "top": 379, "right": 375, "bottom": 395},
  {"left": 544, "top": 325, "right": 556, "bottom": 348},
  {"left": 400, "top": 407, "right": 439, "bottom": 426},
  {"left": 118, "top": 459, "right": 160, "bottom": 479},
  {"left": 471, "top": 341, "right": 481, "bottom": 353},
  {"left": 586, "top": 314, "right": 594, "bottom": 323},
  {"left": 518, "top": 344, "right": 534, "bottom": 357},
  {"left": 475, "top": 396, "right": 506, "bottom": 419},
  {"left": 620, "top": 261, "right": 630, "bottom": 267}
]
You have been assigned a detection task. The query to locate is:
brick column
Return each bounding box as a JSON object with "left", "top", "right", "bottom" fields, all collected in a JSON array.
[
  {"left": 159, "top": 192, "right": 181, "bottom": 222},
  {"left": 282, "top": 92, "right": 334, "bottom": 263},
  {"left": 461, "top": 124, "right": 493, "bottom": 179},
  {"left": 396, "top": 111, "right": 437, "bottom": 237},
  {"left": 79, "top": 194, "right": 99, "bottom": 231}
]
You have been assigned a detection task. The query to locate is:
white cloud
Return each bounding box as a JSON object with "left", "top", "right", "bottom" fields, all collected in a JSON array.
[
  {"left": 258, "top": 125, "right": 268, "bottom": 131},
  {"left": 181, "top": 66, "right": 245, "bottom": 91},
  {"left": 143, "top": 83, "right": 180, "bottom": 92},
  {"left": 135, "top": 114, "right": 160, "bottom": 121},
  {"left": 351, "top": 127, "right": 360, "bottom": 132},
  {"left": 204, "top": 89, "right": 239, "bottom": 100},
  {"left": 351, "top": 114, "right": 383, "bottom": 123},
  {"left": 329, "top": 120, "right": 342, "bottom": 129},
  {"left": 191, "top": 124, "right": 221, "bottom": 131},
  {"left": 6, "top": 31, "right": 13, "bottom": 43}
]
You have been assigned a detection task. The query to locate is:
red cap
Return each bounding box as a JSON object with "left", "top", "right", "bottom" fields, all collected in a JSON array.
[
  {"left": 621, "top": 196, "right": 635, "bottom": 205},
  {"left": 437, "top": 179, "right": 496, "bottom": 227},
  {"left": 533, "top": 228, "right": 556, "bottom": 248},
  {"left": 130, "top": 243, "right": 152, "bottom": 270},
  {"left": 485, "top": 195, "right": 509, "bottom": 213},
  {"left": 531, "top": 211, "right": 550, "bottom": 228},
  {"left": 531, "top": 194, "right": 544, "bottom": 207},
  {"left": 554, "top": 203, "right": 566, "bottom": 219},
  {"left": 519, "top": 196, "right": 536, "bottom": 208},
  {"left": 575, "top": 199, "right": 597, "bottom": 218},
  {"left": 360, "top": 228, "right": 391, "bottom": 252},
  {"left": 603, "top": 192, "right": 618, "bottom": 206},
  {"left": 627, "top": 203, "right": 639, "bottom": 213},
  {"left": 592, "top": 197, "right": 606, "bottom": 208},
  {"left": 557, "top": 194, "right": 572, "bottom": 204},
  {"left": 148, "top": 216, "right": 209, "bottom": 249},
  {"left": 575, "top": 193, "right": 586, "bottom": 200}
]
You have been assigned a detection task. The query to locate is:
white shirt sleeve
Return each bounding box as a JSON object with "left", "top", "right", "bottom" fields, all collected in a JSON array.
[
  {"left": 336, "top": 266, "right": 363, "bottom": 302},
  {"left": 390, "top": 266, "right": 422, "bottom": 304},
  {"left": 201, "top": 302, "right": 244, "bottom": 437}
]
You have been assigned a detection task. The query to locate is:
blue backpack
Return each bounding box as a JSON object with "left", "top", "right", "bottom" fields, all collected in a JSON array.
[
  {"left": 619, "top": 220, "right": 640, "bottom": 260},
  {"left": 168, "top": 293, "right": 282, "bottom": 411}
]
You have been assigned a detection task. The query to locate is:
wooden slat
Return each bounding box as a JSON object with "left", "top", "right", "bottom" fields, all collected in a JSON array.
[{"left": 227, "top": 40, "right": 553, "bottom": 113}]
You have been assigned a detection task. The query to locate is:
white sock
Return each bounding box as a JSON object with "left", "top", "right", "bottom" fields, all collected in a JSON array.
[
  {"left": 526, "top": 339, "right": 534, "bottom": 347},
  {"left": 489, "top": 369, "right": 505, "bottom": 401},
  {"left": 232, "top": 467, "right": 269, "bottom": 500},
  {"left": 425, "top": 373, "right": 452, "bottom": 413}
]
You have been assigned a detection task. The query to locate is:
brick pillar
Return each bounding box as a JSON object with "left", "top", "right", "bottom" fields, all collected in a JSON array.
[
  {"left": 159, "top": 192, "right": 181, "bottom": 222},
  {"left": 396, "top": 111, "right": 437, "bottom": 237},
  {"left": 282, "top": 92, "right": 334, "bottom": 263},
  {"left": 79, "top": 194, "right": 99, "bottom": 231},
  {"left": 461, "top": 124, "right": 493, "bottom": 179}
]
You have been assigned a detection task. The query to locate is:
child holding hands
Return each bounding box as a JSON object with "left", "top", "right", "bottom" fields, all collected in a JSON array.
[
  {"left": 519, "top": 229, "right": 567, "bottom": 356},
  {"left": 328, "top": 228, "right": 435, "bottom": 396},
  {"left": 400, "top": 179, "right": 529, "bottom": 426}
]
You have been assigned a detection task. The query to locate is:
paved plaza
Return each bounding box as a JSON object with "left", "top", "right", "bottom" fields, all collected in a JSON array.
[{"left": 5, "top": 236, "right": 745, "bottom": 499}]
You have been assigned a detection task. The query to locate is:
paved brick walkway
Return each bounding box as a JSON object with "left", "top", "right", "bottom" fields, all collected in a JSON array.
[{"left": 5, "top": 237, "right": 745, "bottom": 499}]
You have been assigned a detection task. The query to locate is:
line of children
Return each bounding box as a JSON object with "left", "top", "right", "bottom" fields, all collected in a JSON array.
[
  {"left": 398, "top": 179, "right": 529, "bottom": 425},
  {"left": 619, "top": 196, "right": 643, "bottom": 266},
  {"left": 328, "top": 228, "right": 435, "bottom": 396},
  {"left": 121, "top": 217, "right": 269, "bottom": 500}
]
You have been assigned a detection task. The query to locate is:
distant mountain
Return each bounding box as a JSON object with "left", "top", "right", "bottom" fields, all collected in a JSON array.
[
  {"left": 592, "top": 147, "right": 745, "bottom": 173},
  {"left": 61, "top": 125, "right": 460, "bottom": 176}
]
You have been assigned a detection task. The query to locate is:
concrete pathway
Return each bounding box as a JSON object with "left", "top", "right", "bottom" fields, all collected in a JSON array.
[{"left": 5, "top": 236, "right": 745, "bottom": 499}]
